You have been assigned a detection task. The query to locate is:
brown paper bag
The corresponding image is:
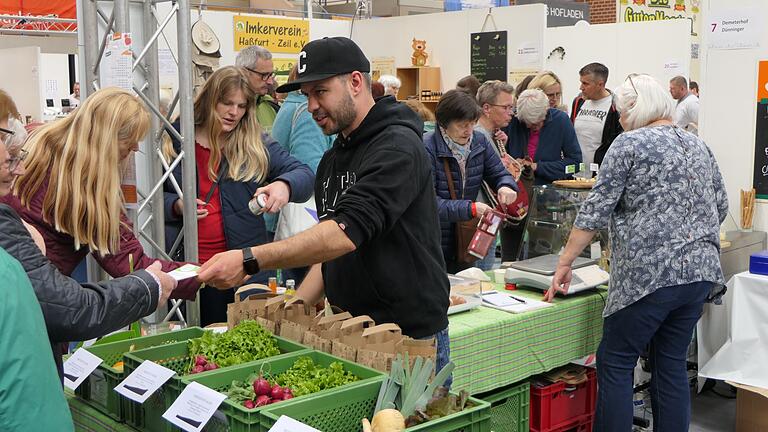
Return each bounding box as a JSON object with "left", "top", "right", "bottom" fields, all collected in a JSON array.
[
  {"left": 252, "top": 295, "right": 286, "bottom": 334},
  {"left": 397, "top": 337, "right": 438, "bottom": 373},
  {"left": 330, "top": 315, "right": 375, "bottom": 362},
  {"left": 277, "top": 299, "right": 315, "bottom": 343},
  {"left": 303, "top": 312, "right": 352, "bottom": 354},
  {"left": 226, "top": 285, "right": 274, "bottom": 329},
  {"left": 357, "top": 323, "right": 403, "bottom": 372}
]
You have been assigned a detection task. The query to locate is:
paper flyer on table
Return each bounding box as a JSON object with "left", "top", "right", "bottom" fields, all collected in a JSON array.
[
  {"left": 481, "top": 291, "right": 554, "bottom": 314},
  {"left": 114, "top": 360, "right": 176, "bottom": 403},
  {"left": 267, "top": 415, "right": 322, "bottom": 432},
  {"left": 168, "top": 264, "right": 201, "bottom": 281},
  {"left": 63, "top": 348, "right": 104, "bottom": 390},
  {"left": 162, "top": 381, "right": 227, "bottom": 432}
]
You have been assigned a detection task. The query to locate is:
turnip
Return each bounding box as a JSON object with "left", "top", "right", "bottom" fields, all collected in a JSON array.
[
  {"left": 195, "top": 355, "right": 207, "bottom": 366},
  {"left": 242, "top": 400, "right": 255, "bottom": 409},
  {"left": 254, "top": 395, "right": 271, "bottom": 407},
  {"left": 191, "top": 365, "right": 205, "bottom": 374},
  {"left": 270, "top": 385, "right": 284, "bottom": 400},
  {"left": 252, "top": 377, "right": 271, "bottom": 396}
]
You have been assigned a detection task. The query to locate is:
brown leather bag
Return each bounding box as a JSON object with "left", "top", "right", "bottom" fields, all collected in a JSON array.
[{"left": 442, "top": 158, "right": 480, "bottom": 265}]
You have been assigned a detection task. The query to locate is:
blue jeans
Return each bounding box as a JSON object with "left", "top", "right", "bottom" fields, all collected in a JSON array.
[
  {"left": 418, "top": 327, "right": 452, "bottom": 389},
  {"left": 594, "top": 281, "right": 712, "bottom": 432}
]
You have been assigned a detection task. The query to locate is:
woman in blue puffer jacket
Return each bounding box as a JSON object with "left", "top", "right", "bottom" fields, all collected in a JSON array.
[{"left": 424, "top": 90, "right": 518, "bottom": 274}]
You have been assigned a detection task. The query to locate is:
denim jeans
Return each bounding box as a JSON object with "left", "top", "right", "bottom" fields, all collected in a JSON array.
[
  {"left": 418, "top": 327, "right": 452, "bottom": 389},
  {"left": 594, "top": 281, "right": 712, "bottom": 432}
]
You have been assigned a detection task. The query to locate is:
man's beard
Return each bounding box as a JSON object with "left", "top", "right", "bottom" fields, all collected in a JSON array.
[{"left": 324, "top": 91, "right": 357, "bottom": 136}]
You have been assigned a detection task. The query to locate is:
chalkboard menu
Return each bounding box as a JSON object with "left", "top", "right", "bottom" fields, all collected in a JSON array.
[
  {"left": 753, "top": 100, "right": 768, "bottom": 198},
  {"left": 470, "top": 31, "right": 508, "bottom": 83}
]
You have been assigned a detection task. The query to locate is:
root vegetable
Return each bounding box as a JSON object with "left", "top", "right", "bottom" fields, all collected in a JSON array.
[
  {"left": 242, "top": 400, "right": 255, "bottom": 409},
  {"left": 191, "top": 365, "right": 205, "bottom": 374},
  {"left": 255, "top": 395, "right": 271, "bottom": 407},
  {"left": 253, "top": 377, "right": 271, "bottom": 396},
  {"left": 371, "top": 409, "right": 405, "bottom": 432},
  {"left": 270, "top": 385, "right": 285, "bottom": 400}
]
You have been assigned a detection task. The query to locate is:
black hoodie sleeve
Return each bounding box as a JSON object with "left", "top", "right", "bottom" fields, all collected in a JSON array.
[{"left": 330, "top": 139, "right": 428, "bottom": 248}]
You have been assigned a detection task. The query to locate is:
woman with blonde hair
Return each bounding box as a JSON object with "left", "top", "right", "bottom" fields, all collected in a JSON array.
[
  {"left": 3, "top": 87, "right": 200, "bottom": 298},
  {"left": 528, "top": 71, "right": 565, "bottom": 111},
  {"left": 163, "top": 66, "right": 313, "bottom": 325}
]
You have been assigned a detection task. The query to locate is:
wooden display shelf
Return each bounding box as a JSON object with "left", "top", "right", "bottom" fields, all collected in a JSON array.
[{"left": 396, "top": 66, "right": 441, "bottom": 101}]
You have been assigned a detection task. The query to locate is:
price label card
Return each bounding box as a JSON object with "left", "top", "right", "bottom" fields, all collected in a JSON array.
[
  {"left": 115, "top": 360, "right": 176, "bottom": 403},
  {"left": 162, "top": 381, "right": 227, "bottom": 432},
  {"left": 268, "top": 415, "right": 322, "bottom": 432},
  {"left": 168, "top": 264, "right": 201, "bottom": 281},
  {"left": 590, "top": 242, "right": 601, "bottom": 260},
  {"left": 578, "top": 163, "right": 586, "bottom": 172},
  {"left": 565, "top": 164, "right": 576, "bottom": 174},
  {"left": 590, "top": 163, "right": 599, "bottom": 172},
  {"left": 63, "top": 348, "right": 104, "bottom": 390}
]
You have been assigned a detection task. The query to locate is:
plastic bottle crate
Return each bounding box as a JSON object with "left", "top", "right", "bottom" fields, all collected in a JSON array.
[
  {"left": 530, "top": 368, "right": 596, "bottom": 432},
  {"left": 122, "top": 335, "right": 309, "bottom": 432},
  {"left": 539, "top": 413, "right": 593, "bottom": 432},
  {"left": 260, "top": 379, "right": 491, "bottom": 432},
  {"left": 179, "top": 350, "right": 387, "bottom": 432},
  {"left": 475, "top": 380, "right": 530, "bottom": 432},
  {"left": 74, "top": 327, "right": 207, "bottom": 422}
]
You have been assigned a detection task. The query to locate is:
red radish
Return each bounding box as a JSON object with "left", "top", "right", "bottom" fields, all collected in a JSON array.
[
  {"left": 194, "top": 355, "right": 207, "bottom": 366},
  {"left": 204, "top": 362, "right": 218, "bottom": 371},
  {"left": 242, "top": 400, "right": 255, "bottom": 409},
  {"left": 282, "top": 392, "right": 294, "bottom": 401},
  {"left": 282, "top": 388, "right": 293, "bottom": 398},
  {"left": 255, "top": 395, "right": 271, "bottom": 407},
  {"left": 252, "top": 377, "right": 271, "bottom": 396},
  {"left": 270, "top": 385, "right": 284, "bottom": 400},
  {"left": 191, "top": 365, "right": 205, "bottom": 374}
]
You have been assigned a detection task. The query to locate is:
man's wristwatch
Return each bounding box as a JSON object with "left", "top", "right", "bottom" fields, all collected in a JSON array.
[{"left": 242, "top": 247, "right": 260, "bottom": 275}]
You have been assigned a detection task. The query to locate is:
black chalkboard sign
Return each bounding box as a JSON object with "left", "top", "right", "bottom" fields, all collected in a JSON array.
[
  {"left": 753, "top": 100, "right": 768, "bottom": 198},
  {"left": 470, "top": 31, "right": 508, "bottom": 83}
]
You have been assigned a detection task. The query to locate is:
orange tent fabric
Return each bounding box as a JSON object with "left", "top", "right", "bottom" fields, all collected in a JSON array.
[{"left": 0, "top": 1, "right": 76, "bottom": 18}]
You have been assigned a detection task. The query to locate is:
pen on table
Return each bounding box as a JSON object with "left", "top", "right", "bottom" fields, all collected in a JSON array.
[{"left": 508, "top": 294, "right": 527, "bottom": 304}]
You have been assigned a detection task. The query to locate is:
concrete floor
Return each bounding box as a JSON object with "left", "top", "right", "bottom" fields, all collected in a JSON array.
[{"left": 632, "top": 381, "right": 737, "bottom": 432}]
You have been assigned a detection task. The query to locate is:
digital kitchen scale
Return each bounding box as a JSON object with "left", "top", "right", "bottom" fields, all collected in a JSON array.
[{"left": 504, "top": 254, "right": 609, "bottom": 295}]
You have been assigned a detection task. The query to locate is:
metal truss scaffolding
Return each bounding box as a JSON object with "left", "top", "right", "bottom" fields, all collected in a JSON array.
[{"left": 76, "top": 0, "right": 201, "bottom": 325}]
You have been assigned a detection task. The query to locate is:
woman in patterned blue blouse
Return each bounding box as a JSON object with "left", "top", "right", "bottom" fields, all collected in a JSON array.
[{"left": 546, "top": 74, "right": 728, "bottom": 432}]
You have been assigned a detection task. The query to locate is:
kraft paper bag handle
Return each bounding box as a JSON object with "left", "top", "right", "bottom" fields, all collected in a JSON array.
[
  {"left": 317, "top": 312, "right": 353, "bottom": 326},
  {"left": 362, "top": 323, "right": 403, "bottom": 338},
  {"left": 284, "top": 300, "right": 312, "bottom": 316},
  {"left": 340, "top": 315, "right": 375, "bottom": 331},
  {"left": 234, "top": 284, "right": 269, "bottom": 302},
  {"left": 265, "top": 295, "right": 286, "bottom": 310}
]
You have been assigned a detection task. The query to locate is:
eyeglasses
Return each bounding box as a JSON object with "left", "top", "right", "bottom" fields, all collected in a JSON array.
[
  {"left": 2, "top": 148, "right": 27, "bottom": 172},
  {"left": 243, "top": 66, "right": 275, "bottom": 81},
  {"left": 626, "top": 74, "right": 639, "bottom": 95},
  {"left": 489, "top": 104, "right": 516, "bottom": 113},
  {"left": 0, "top": 126, "right": 13, "bottom": 144}
]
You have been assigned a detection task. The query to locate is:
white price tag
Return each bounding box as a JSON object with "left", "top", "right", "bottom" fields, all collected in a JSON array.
[
  {"left": 63, "top": 348, "right": 104, "bottom": 390},
  {"left": 590, "top": 163, "right": 599, "bottom": 172},
  {"left": 590, "top": 242, "right": 601, "bottom": 260},
  {"left": 168, "top": 264, "right": 201, "bottom": 281},
  {"left": 114, "top": 360, "right": 176, "bottom": 403},
  {"left": 268, "top": 415, "right": 322, "bottom": 432},
  {"left": 162, "top": 381, "right": 227, "bottom": 432}
]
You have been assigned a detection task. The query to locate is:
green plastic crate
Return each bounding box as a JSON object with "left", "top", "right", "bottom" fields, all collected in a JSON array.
[
  {"left": 181, "top": 350, "right": 387, "bottom": 432},
  {"left": 476, "top": 381, "right": 530, "bottom": 432},
  {"left": 260, "top": 379, "right": 491, "bottom": 432},
  {"left": 122, "top": 335, "right": 308, "bottom": 432},
  {"left": 74, "top": 327, "right": 206, "bottom": 421}
]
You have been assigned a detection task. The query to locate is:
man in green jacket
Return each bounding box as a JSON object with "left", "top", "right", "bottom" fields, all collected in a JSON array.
[
  {"left": 0, "top": 248, "right": 74, "bottom": 431},
  {"left": 236, "top": 45, "right": 280, "bottom": 130}
]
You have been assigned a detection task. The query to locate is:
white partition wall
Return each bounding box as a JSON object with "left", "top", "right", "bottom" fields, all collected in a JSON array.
[
  {"left": 352, "top": 4, "right": 547, "bottom": 90},
  {"left": 699, "top": 0, "right": 768, "bottom": 232},
  {"left": 545, "top": 19, "right": 692, "bottom": 112},
  {"left": 0, "top": 46, "right": 43, "bottom": 122}
]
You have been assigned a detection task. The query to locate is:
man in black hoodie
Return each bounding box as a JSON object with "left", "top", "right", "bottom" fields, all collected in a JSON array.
[{"left": 199, "top": 37, "right": 451, "bottom": 378}]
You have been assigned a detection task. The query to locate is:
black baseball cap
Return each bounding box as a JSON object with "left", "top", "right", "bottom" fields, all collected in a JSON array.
[{"left": 275, "top": 37, "right": 370, "bottom": 93}]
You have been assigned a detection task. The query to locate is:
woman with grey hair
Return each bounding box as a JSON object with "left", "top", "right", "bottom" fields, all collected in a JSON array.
[
  {"left": 378, "top": 74, "right": 401, "bottom": 97},
  {"left": 500, "top": 88, "right": 581, "bottom": 261},
  {"left": 547, "top": 74, "right": 727, "bottom": 431}
]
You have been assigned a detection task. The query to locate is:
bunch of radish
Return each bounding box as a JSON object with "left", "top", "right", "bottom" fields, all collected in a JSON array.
[
  {"left": 190, "top": 355, "right": 219, "bottom": 374},
  {"left": 241, "top": 376, "right": 294, "bottom": 409}
]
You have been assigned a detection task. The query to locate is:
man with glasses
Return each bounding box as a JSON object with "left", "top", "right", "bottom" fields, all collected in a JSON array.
[
  {"left": 570, "top": 62, "right": 623, "bottom": 172},
  {"left": 235, "top": 46, "right": 280, "bottom": 130}
]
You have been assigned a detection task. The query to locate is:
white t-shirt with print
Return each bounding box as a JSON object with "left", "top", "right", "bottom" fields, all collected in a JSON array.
[
  {"left": 574, "top": 94, "right": 612, "bottom": 168},
  {"left": 674, "top": 93, "right": 699, "bottom": 130}
]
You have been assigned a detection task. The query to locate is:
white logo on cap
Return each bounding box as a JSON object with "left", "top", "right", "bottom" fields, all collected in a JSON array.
[{"left": 298, "top": 51, "right": 307, "bottom": 74}]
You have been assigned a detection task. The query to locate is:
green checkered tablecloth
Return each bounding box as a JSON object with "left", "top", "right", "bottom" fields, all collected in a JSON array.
[
  {"left": 67, "top": 394, "right": 139, "bottom": 432},
  {"left": 449, "top": 285, "right": 606, "bottom": 394}
]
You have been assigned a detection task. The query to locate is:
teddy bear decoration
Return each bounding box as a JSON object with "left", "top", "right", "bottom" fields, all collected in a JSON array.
[{"left": 411, "top": 38, "right": 429, "bottom": 67}]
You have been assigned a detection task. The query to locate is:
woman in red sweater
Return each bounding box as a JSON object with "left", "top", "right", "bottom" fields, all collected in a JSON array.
[{"left": 3, "top": 87, "right": 199, "bottom": 299}]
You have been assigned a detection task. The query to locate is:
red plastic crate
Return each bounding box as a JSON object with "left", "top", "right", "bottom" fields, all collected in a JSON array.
[{"left": 530, "top": 368, "right": 597, "bottom": 432}]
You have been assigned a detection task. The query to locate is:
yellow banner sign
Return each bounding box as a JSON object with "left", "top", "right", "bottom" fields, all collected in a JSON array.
[{"left": 234, "top": 16, "right": 309, "bottom": 54}]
